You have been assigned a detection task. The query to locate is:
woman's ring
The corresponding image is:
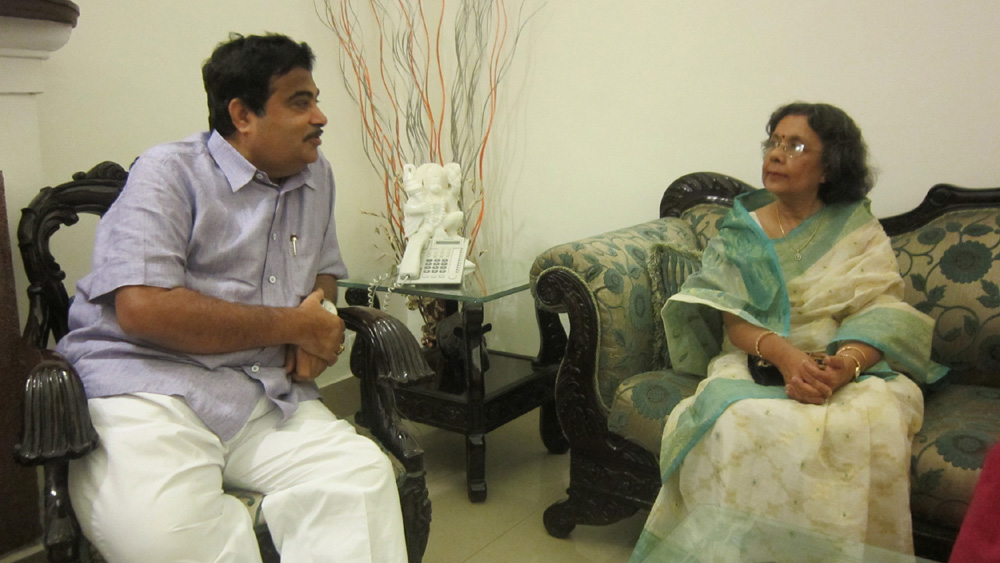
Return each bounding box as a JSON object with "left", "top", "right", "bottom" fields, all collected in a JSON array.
[{"left": 336, "top": 344, "right": 345, "bottom": 355}]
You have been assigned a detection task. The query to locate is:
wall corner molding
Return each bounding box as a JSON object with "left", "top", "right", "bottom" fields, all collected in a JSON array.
[
  {"left": 0, "top": 0, "right": 79, "bottom": 27},
  {"left": 0, "top": 0, "right": 79, "bottom": 93}
]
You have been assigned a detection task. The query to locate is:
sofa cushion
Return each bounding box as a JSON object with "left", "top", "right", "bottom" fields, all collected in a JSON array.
[
  {"left": 910, "top": 384, "right": 1000, "bottom": 531},
  {"left": 892, "top": 208, "right": 1000, "bottom": 387},
  {"left": 608, "top": 370, "right": 701, "bottom": 454},
  {"left": 681, "top": 203, "right": 731, "bottom": 250},
  {"left": 225, "top": 489, "right": 268, "bottom": 528},
  {"left": 647, "top": 243, "right": 703, "bottom": 367}
]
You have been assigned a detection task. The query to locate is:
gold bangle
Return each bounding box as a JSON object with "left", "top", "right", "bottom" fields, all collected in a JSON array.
[
  {"left": 837, "top": 353, "right": 862, "bottom": 380},
  {"left": 755, "top": 330, "right": 776, "bottom": 357},
  {"left": 838, "top": 345, "right": 869, "bottom": 365}
]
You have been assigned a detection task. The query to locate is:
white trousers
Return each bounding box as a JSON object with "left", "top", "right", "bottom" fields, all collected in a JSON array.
[{"left": 68, "top": 393, "right": 407, "bottom": 563}]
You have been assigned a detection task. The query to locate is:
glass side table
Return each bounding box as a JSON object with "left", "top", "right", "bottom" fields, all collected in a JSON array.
[{"left": 340, "top": 257, "right": 569, "bottom": 502}]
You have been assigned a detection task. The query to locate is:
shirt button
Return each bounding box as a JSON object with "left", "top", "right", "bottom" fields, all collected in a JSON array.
[
  {"left": 272, "top": 233, "right": 278, "bottom": 241},
  {"left": 251, "top": 364, "right": 260, "bottom": 373},
  {"left": 269, "top": 275, "right": 277, "bottom": 283}
]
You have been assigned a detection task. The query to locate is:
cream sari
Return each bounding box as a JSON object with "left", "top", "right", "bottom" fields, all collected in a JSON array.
[{"left": 630, "top": 190, "right": 947, "bottom": 560}]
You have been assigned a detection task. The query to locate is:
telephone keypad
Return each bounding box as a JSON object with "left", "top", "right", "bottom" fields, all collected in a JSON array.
[
  {"left": 420, "top": 248, "right": 462, "bottom": 280},
  {"left": 398, "top": 236, "right": 469, "bottom": 285}
]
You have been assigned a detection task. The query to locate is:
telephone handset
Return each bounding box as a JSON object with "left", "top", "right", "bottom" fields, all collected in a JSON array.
[{"left": 397, "top": 236, "right": 468, "bottom": 285}]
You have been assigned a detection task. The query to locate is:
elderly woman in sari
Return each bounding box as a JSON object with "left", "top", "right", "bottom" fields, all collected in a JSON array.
[{"left": 631, "top": 102, "right": 948, "bottom": 560}]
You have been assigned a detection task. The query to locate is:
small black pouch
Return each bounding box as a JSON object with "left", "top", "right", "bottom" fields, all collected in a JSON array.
[{"left": 747, "top": 355, "right": 785, "bottom": 386}]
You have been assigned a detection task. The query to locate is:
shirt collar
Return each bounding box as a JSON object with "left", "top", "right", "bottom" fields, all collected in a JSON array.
[{"left": 208, "top": 130, "right": 315, "bottom": 193}]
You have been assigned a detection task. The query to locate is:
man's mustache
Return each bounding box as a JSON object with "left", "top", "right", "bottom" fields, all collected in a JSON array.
[{"left": 305, "top": 129, "right": 323, "bottom": 141}]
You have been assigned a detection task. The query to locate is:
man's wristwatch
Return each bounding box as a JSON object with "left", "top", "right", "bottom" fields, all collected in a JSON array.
[{"left": 321, "top": 299, "right": 338, "bottom": 315}]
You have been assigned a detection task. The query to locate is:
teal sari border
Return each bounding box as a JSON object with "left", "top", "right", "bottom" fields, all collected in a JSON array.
[
  {"left": 659, "top": 378, "right": 788, "bottom": 483},
  {"left": 630, "top": 528, "right": 663, "bottom": 562},
  {"left": 724, "top": 191, "right": 789, "bottom": 332},
  {"left": 663, "top": 192, "right": 876, "bottom": 375},
  {"left": 832, "top": 307, "right": 948, "bottom": 385},
  {"left": 776, "top": 196, "right": 874, "bottom": 268}
]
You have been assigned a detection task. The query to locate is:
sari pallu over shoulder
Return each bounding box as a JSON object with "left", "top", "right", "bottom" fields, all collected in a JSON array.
[{"left": 662, "top": 190, "right": 946, "bottom": 387}]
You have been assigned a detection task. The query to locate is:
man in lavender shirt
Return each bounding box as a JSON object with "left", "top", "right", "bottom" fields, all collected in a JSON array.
[{"left": 57, "top": 34, "right": 406, "bottom": 562}]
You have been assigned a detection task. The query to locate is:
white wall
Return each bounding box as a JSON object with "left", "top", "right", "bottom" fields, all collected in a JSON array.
[{"left": 6, "top": 0, "right": 1000, "bottom": 356}]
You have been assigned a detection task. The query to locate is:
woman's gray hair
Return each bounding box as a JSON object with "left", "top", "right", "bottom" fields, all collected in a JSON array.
[{"left": 766, "top": 102, "right": 875, "bottom": 204}]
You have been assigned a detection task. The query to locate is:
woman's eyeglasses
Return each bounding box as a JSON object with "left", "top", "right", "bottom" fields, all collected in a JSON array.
[{"left": 761, "top": 138, "right": 808, "bottom": 158}]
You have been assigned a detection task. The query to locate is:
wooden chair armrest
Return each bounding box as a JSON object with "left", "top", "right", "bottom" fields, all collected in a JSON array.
[
  {"left": 15, "top": 350, "right": 97, "bottom": 563},
  {"left": 16, "top": 349, "right": 98, "bottom": 466},
  {"left": 339, "top": 306, "right": 434, "bottom": 472}
]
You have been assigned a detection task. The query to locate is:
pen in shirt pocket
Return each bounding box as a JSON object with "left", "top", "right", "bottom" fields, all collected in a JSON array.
[{"left": 291, "top": 234, "right": 298, "bottom": 256}]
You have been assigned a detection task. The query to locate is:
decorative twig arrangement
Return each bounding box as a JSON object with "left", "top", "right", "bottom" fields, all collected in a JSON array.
[{"left": 317, "top": 0, "right": 532, "bottom": 263}]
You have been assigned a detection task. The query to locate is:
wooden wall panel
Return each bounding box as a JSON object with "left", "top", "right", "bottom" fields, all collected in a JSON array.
[{"left": 0, "top": 172, "right": 42, "bottom": 554}]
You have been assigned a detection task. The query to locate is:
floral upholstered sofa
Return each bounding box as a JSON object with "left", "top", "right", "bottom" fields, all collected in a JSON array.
[{"left": 530, "top": 171, "right": 1000, "bottom": 561}]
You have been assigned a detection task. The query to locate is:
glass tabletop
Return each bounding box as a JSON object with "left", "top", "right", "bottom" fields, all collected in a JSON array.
[{"left": 339, "top": 256, "right": 532, "bottom": 304}]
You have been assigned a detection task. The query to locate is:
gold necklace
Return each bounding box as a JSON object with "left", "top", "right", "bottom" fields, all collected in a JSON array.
[{"left": 775, "top": 207, "right": 821, "bottom": 261}]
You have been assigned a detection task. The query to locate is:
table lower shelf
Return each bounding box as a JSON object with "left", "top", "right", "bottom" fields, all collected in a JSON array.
[
  {"left": 392, "top": 351, "right": 568, "bottom": 501},
  {"left": 393, "top": 352, "right": 552, "bottom": 431}
]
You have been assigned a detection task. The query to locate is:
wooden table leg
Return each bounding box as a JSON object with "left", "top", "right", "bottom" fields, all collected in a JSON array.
[{"left": 461, "top": 303, "right": 489, "bottom": 502}]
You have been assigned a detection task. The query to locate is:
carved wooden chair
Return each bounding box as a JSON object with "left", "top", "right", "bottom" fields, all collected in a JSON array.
[{"left": 14, "top": 161, "right": 434, "bottom": 562}]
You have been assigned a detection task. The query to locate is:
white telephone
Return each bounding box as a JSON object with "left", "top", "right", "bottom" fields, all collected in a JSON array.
[
  {"left": 397, "top": 161, "right": 471, "bottom": 285},
  {"left": 398, "top": 236, "right": 468, "bottom": 285}
]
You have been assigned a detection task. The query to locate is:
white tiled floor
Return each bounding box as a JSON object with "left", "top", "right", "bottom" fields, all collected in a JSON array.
[
  {"left": 322, "top": 377, "right": 646, "bottom": 562},
  {"left": 408, "top": 409, "right": 646, "bottom": 562}
]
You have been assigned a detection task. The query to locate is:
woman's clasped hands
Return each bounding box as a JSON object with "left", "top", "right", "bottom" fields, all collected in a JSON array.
[{"left": 778, "top": 351, "right": 858, "bottom": 405}]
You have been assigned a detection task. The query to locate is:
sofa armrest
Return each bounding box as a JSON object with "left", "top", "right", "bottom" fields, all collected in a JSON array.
[
  {"left": 531, "top": 218, "right": 699, "bottom": 537},
  {"left": 530, "top": 215, "right": 699, "bottom": 473},
  {"left": 531, "top": 217, "right": 698, "bottom": 414}
]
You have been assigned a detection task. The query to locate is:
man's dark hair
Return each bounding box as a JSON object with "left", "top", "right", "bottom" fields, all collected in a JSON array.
[
  {"left": 202, "top": 33, "right": 316, "bottom": 137},
  {"left": 766, "top": 102, "right": 875, "bottom": 204}
]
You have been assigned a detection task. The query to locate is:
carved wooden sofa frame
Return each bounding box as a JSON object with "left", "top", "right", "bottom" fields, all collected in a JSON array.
[{"left": 531, "top": 171, "right": 1000, "bottom": 562}]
